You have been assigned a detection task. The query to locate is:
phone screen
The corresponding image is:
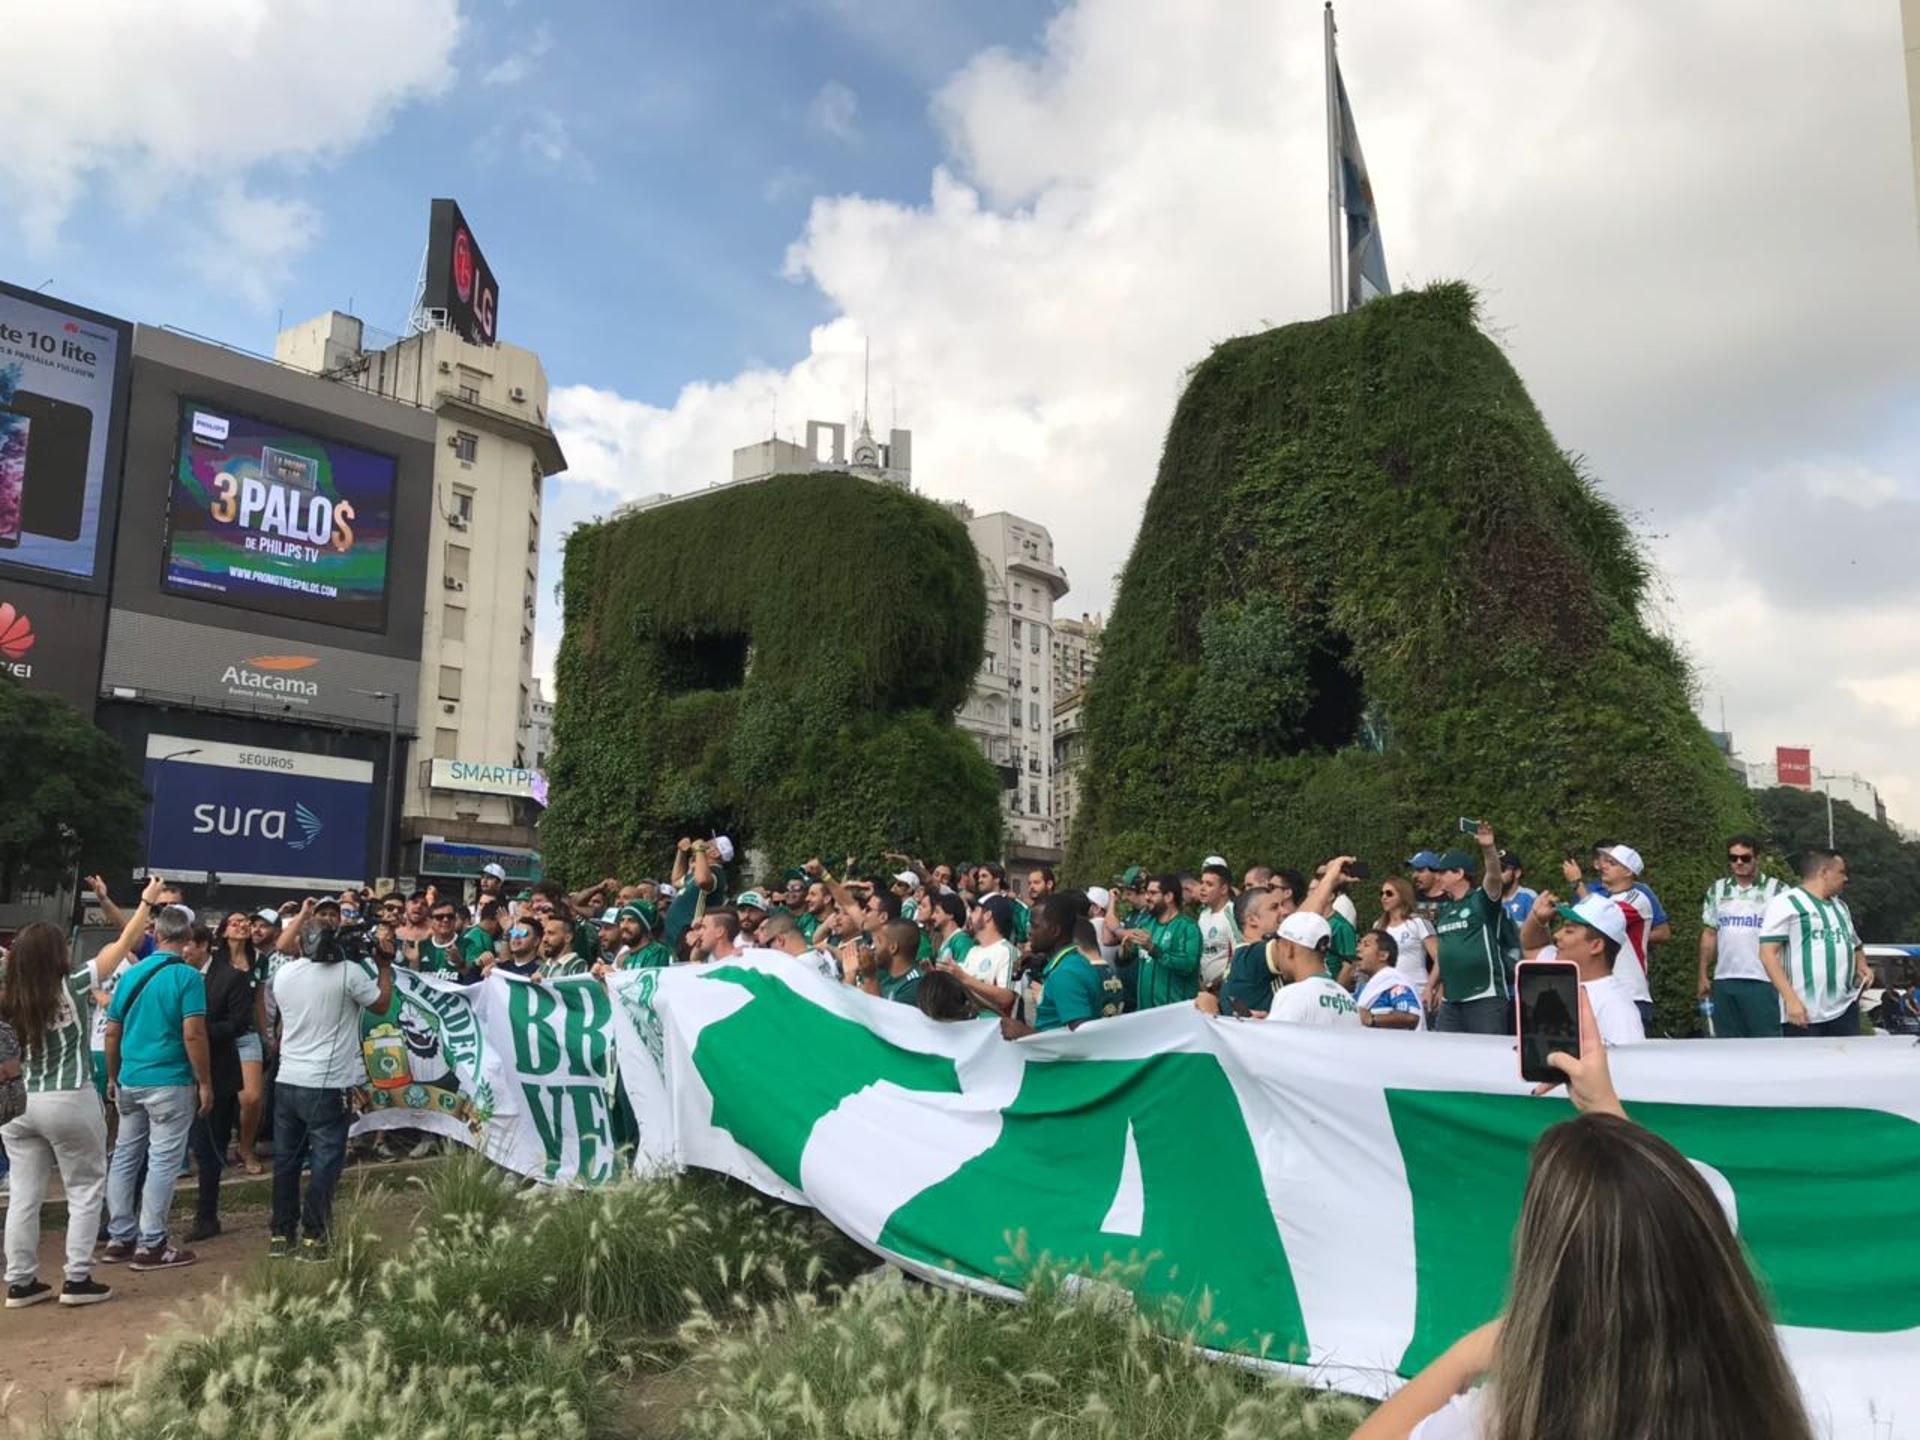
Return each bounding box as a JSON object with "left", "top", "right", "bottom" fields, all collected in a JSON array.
[
  {"left": 5, "top": 391, "right": 92, "bottom": 541},
  {"left": 1517, "top": 959, "right": 1581, "bottom": 1084},
  {"left": 0, "top": 414, "right": 28, "bottom": 547},
  {"left": 1457, "top": 816, "right": 1480, "bottom": 834}
]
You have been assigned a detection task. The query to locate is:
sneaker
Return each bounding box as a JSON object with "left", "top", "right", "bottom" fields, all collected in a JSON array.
[
  {"left": 267, "top": 1236, "right": 292, "bottom": 1260},
  {"left": 295, "top": 1237, "right": 330, "bottom": 1263},
  {"left": 5, "top": 1280, "right": 52, "bottom": 1309},
  {"left": 185, "top": 1218, "right": 222, "bottom": 1243},
  {"left": 127, "top": 1246, "right": 196, "bottom": 1272},
  {"left": 98, "top": 1240, "right": 135, "bottom": 1265},
  {"left": 58, "top": 1278, "right": 114, "bottom": 1307}
]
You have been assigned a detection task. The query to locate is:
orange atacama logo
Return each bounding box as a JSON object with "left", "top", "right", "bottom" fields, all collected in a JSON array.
[
  {"left": 0, "top": 603, "right": 34, "bottom": 661},
  {"left": 244, "top": 655, "right": 319, "bottom": 671}
]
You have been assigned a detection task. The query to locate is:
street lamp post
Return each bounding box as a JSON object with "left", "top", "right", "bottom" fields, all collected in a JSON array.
[
  {"left": 143, "top": 747, "right": 202, "bottom": 879},
  {"left": 353, "top": 689, "right": 402, "bottom": 883}
]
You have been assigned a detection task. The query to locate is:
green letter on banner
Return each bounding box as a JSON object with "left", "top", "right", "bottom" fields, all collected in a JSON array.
[
  {"left": 1387, "top": 1092, "right": 1920, "bottom": 1374},
  {"left": 508, "top": 981, "right": 562, "bottom": 1076},
  {"left": 880, "top": 1054, "right": 1310, "bottom": 1361}
]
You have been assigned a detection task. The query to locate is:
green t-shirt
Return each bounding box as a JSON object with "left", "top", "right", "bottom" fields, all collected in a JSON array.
[
  {"left": 462, "top": 925, "right": 497, "bottom": 971},
  {"left": 1219, "top": 940, "right": 1276, "bottom": 1018},
  {"left": 416, "top": 937, "right": 463, "bottom": 976},
  {"left": 1034, "top": 947, "right": 1124, "bottom": 1031},
  {"left": 796, "top": 911, "right": 821, "bottom": 944},
  {"left": 665, "top": 865, "right": 726, "bottom": 949},
  {"left": 879, "top": 965, "right": 925, "bottom": 1006},
  {"left": 1135, "top": 914, "right": 1202, "bottom": 1009},
  {"left": 1327, "top": 913, "right": 1358, "bottom": 978},
  {"left": 0, "top": 958, "right": 95, "bottom": 1092},
  {"left": 106, "top": 952, "right": 207, "bottom": 1089},
  {"left": 935, "top": 931, "right": 976, "bottom": 967},
  {"left": 619, "top": 941, "right": 673, "bottom": 970},
  {"left": 1010, "top": 898, "right": 1031, "bottom": 945},
  {"left": 571, "top": 919, "right": 599, "bottom": 963},
  {"left": 1433, "top": 888, "right": 1512, "bottom": 1002}
]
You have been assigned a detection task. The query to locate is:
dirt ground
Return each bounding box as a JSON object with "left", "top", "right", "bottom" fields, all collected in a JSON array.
[{"left": 0, "top": 1167, "right": 429, "bottom": 1433}]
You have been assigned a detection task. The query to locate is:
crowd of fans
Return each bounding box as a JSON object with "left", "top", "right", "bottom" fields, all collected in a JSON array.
[{"left": 0, "top": 820, "right": 1875, "bottom": 1312}]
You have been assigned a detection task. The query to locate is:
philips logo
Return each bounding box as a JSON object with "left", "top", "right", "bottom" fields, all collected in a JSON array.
[{"left": 191, "top": 411, "right": 231, "bottom": 444}]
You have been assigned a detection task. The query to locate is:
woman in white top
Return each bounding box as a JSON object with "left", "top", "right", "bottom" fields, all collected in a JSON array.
[
  {"left": 1351, "top": 990, "right": 1812, "bottom": 1440},
  {"left": 1377, "top": 877, "right": 1435, "bottom": 995}
]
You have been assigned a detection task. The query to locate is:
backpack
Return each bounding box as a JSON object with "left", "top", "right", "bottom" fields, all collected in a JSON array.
[{"left": 0, "top": 1018, "right": 25, "bottom": 1125}]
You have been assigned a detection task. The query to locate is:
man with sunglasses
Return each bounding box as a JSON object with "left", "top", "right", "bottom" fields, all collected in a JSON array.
[
  {"left": 1698, "top": 835, "right": 1785, "bottom": 1038},
  {"left": 409, "top": 903, "right": 483, "bottom": 980}
]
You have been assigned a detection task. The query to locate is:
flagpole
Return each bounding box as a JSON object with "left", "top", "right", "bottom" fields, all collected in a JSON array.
[{"left": 1324, "top": 1, "right": 1344, "bottom": 315}]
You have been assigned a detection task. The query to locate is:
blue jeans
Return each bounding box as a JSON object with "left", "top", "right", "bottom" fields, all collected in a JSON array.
[
  {"left": 272, "top": 1084, "right": 351, "bottom": 1242},
  {"left": 1436, "top": 997, "right": 1512, "bottom": 1035},
  {"left": 107, "top": 1084, "right": 197, "bottom": 1249}
]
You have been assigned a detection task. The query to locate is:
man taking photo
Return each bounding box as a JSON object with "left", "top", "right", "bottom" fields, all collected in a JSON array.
[
  {"left": 265, "top": 897, "right": 394, "bottom": 1259},
  {"left": 1426, "top": 824, "right": 1514, "bottom": 1035}
]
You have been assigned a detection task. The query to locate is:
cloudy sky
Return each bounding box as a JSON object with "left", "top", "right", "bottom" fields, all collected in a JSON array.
[{"left": 7, "top": 0, "right": 1918, "bottom": 822}]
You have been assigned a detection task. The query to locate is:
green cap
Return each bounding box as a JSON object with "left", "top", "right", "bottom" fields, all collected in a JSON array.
[
  {"left": 736, "top": 890, "right": 768, "bottom": 911},
  {"left": 1119, "top": 865, "right": 1145, "bottom": 886},
  {"left": 782, "top": 867, "right": 809, "bottom": 884},
  {"left": 617, "top": 902, "right": 659, "bottom": 932},
  {"left": 1434, "top": 850, "right": 1476, "bottom": 874}
]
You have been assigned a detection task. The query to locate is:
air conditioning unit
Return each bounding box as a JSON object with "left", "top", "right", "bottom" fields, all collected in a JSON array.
[
  {"left": 437, "top": 360, "right": 451, "bottom": 373},
  {"left": 447, "top": 513, "right": 468, "bottom": 531},
  {"left": 443, "top": 577, "right": 466, "bottom": 592},
  {"left": 445, "top": 434, "right": 461, "bottom": 448},
  {"left": 509, "top": 386, "right": 527, "bottom": 403},
  {"left": 440, "top": 702, "right": 457, "bottom": 716}
]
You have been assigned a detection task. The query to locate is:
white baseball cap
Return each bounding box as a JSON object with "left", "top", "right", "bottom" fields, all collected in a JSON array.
[
  {"left": 1276, "top": 911, "right": 1331, "bottom": 951},
  {"left": 598, "top": 907, "right": 620, "bottom": 925},
  {"left": 711, "top": 835, "right": 736, "bottom": 863},
  {"left": 1599, "top": 844, "right": 1644, "bottom": 876},
  {"left": 1554, "top": 893, "right": 1628, "bottom": 947},
  {"left": 254, "top": 908, "right": 281, "bottom": 925},
  {"left": 892, "top": 870, "right": 919, "bottom": 887},
  {"left": 1203, "top": 854, "right": 1229, "bottom": 869},
  {"left": 1085, "top": 885, "right": 1113, "bottom": 913},
  {"left": 482, "top": 862, "right": 507, "bottom": 880}
]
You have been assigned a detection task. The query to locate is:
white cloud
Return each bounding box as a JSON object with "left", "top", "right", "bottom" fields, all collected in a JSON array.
[
  {"left": 0, "top": 0, "right": 460, "bottom": 278},
  {"left": 540, "top": 0, "right": 1920, "bottom": 819},
  {"left": 484, "top": 22, "right": 554, "bottom": 86},
  {"left": 183, "top": 185, "right": 323, "bottom": 309},
  {"left": 807, "top": 81, "right": 862, "bottom": 143}
]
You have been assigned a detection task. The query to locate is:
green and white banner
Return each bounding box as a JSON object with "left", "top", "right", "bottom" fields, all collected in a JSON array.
[{"left": 357, "top": 957, "right": 1920, "bottom": 1437}]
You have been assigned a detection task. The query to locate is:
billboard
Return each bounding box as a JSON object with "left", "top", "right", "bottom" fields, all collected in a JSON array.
[
  {"left": 0, "top": 281, "right": 133, "bottom": 586},
  {"left": 429, "top": 758, "right": 548, "bottom": 805},
  {"left": 416, "top": 837, "right": 542, "bottom": 883},
  {"left": 0, "top": 578, "right": 109, "bottom": 713},
  {"left": 101, "top": 609, "right": 416, "bottom": 730},
  {"left": 424, "top": 199, "right": 500, "bottom": 347},
  {"left": 142, "top": 734, "right": 372, "bottom": 888},
  {"left": 160, "top": 399, "right": 398, "bottom": 630},
  {"left": 1777, "top": 746, "right": 1813, "bottom": 789}
]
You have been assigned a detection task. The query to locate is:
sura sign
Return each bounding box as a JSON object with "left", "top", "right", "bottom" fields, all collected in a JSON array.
[{"left": 430, "top": 758, "right": 546, "bottom": 804}]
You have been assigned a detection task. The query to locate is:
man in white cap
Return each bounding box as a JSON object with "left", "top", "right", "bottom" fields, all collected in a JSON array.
[
  {"left": 733, "top": 891, "right": 769, "bottom": 946},
  {"left": 1519, "top": 890, "right": 1646, "bottom": 1046},
  {"left": 1561, "top": 843, "right": 1656, "bottom": 1029},
  {"left": 1194, "top": 861, "right": 1239, "bottom": 988},
  {"left": 477, "top": 862, "right": 508, "bottom": 905},
  {"left": 1197, "top": 911, "right": 1358, "bottom": 1026}
]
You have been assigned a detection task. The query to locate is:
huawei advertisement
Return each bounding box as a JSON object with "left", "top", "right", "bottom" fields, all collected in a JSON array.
[
  {"left": 161, "top": 400, "right": 398, "bottom": 631},
  {"left": 0, "top": 281, "right": 133, "bottom": 587}
]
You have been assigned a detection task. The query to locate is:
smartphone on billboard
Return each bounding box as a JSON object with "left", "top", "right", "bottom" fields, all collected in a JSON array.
[
  {"left": 4, "top": 390, "right": 92, "bottom": 542},
  {"left": 1516, "top": 958, "right": 1582, "bottom": 1085},
  {"left": 0, "top": 415, "right": 28, "bottom": 547}
]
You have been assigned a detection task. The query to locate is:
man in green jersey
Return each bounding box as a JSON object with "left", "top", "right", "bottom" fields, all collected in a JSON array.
[
  {"left": 409, "top": 901, "right": 470, "bottom": 978},
  {"left": 927, "top": 893, "right": 975, "bottom": 968},
  {"left": 861, "top": 919, "right": 925, "bottom": 1006},
  {"left": 1119, "top": 874, "right": 1202, "bottom": 1009},
  {"left": 1217, "top": 885, "right": 1285, "bottom": 1018},
  {"left": 463, "top": 901, "right": 504, "bottom": 975},
  {"left": 1002, "top": 896, "right": 1122, "bottom": 1037},
  {"left": 1427, "top": 822, "right": 1514, "bottom": 1035},
  {"left": 613, "top": 904, "right": 672, "bottom": 969},
  {"left": 1760, "top": 846, "right": 1870, "bottom": 1037}
]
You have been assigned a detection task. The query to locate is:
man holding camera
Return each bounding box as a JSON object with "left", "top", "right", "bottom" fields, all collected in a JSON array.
[{"left": 266, "top": 896, "right": 393, "bottom": 1259}]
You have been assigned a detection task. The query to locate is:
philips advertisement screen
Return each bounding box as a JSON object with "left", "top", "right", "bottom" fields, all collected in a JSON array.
[{"left": 161, "top": 401, "right": 398, "bottom": 631}]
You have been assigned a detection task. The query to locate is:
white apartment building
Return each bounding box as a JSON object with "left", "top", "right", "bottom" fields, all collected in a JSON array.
[
  {"left": 277, "top": 312, "right": 566, "bottom": 881},
  {"left": 1048, "top": 613, "right": 1103, "bottom": 851}
]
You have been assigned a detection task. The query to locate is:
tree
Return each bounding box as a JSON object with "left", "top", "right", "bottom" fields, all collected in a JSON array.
[
  {"left": 1755, "top": 786, "right": 1920, "bottom": 941},
  {"left": 0, "top": 683, "right": 146, "bottom": 896}
]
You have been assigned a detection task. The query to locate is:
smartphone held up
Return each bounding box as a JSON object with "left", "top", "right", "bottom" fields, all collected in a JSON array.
[{"left": 1516, "top": 958, "right": 1582, "bottom": 1085}]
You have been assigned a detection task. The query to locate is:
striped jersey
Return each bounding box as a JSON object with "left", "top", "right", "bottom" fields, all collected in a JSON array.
[
  {"left": 1760, "top": 888, "right": 1861, "bottom": 1023},
  {"left": 0, "top": 959, "right": 96, "bottom": 1092},
  {"left": 1701, "top": 875, "right": 1785, "bottom": 983}
]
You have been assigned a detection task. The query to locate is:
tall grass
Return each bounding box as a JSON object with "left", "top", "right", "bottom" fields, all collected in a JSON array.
[
  {"left": 34, "top": 1155, "right": 863, "bottom": 1440},
  {"left": 682, "top": 1263, "right": 1369, "bottom": 1440}
]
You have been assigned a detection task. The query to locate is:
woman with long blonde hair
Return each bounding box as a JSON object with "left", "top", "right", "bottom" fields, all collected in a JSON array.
[
  {"left": 1353, "top": 993, "right": 1814, "bottom": 1440},
  {"left": 1376, "top": 875, "right": 1434, "bottom": 994}
]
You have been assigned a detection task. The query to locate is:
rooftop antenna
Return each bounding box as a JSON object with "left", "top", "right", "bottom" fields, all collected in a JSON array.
[{"left": 862, "top": 336, "right": 871, "bottom": 433}]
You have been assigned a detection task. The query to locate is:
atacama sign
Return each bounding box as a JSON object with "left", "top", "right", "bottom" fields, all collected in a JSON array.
[{"left": 429, "top": 758, "right": 546, "bottom": 804}]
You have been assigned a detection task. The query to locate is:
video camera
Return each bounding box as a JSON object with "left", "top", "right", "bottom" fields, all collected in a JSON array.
[{"left": 312, "top": 919, "right": 389, "bottom": 967}]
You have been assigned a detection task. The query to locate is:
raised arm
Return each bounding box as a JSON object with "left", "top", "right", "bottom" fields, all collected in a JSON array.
[
  {"left": 90, "top": 875, "right": 163, "bottom": 977},
  {"left": 1520, "top": 889, "right": 1558, "bottom": 956},
  {"left": 1302, "top": 857, "right": 1353, "bottom": 917},
  {"left": 1477, "top": 823, "right": 1503, "bottom": 900},
  {"left": 277, "top": 900, "right": 312, "bottom": 957},
  {"left": 87, "top": 875, "right": 130, "bottom": 933}
]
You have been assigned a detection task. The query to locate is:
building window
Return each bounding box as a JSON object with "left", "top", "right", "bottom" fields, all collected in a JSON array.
[
  {"left": 434, "top": 727, "right": 460, "bottom": 760},
  {"left": 1030, "top": 785, "right": 1042, "bottom": 814},
  {"left": 451, "top": 487, "right": 474, "bottom": 522},
  {"left": 442, "top": 605, "right": 466, "bottom": 642},
  {"left": 444, "top": 543, "right": 471, "bottom": 587},
  {"left": 453, "top": 432, "right": 478, "bottom": 463},
  {"left": 984, "top": 649, "right": 998, "bottom": 675},
  {"left": 458, "top": 383, "right": 480, "bottom": 404},
  {"left": 1029, "top": 702, "right": 1041, "bottom": 728},
  {"left": 438, "top": 665, "right": 462, "bottom": 702},
  {"left": 1010, "top": 618, "right": 1021, "bottom": 641}
]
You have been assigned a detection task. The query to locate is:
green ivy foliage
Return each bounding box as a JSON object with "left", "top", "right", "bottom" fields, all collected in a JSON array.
[
  {"left": 544, "top": 472, "right": 1004, "bottom": 881},
  {"left": 1066, "top": 283, "right": 1756, "bottom": 1035},
  {"left": 0, "top": 682, "right": 145, "bottom": 894}
]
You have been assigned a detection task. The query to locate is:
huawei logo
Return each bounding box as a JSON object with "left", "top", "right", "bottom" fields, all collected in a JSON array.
[
  {"left": 0, "top": 603, "right": 34, "bottom": 661},
  {"left": 245, "top": 655, "right": 318, "bottom": 672}
]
